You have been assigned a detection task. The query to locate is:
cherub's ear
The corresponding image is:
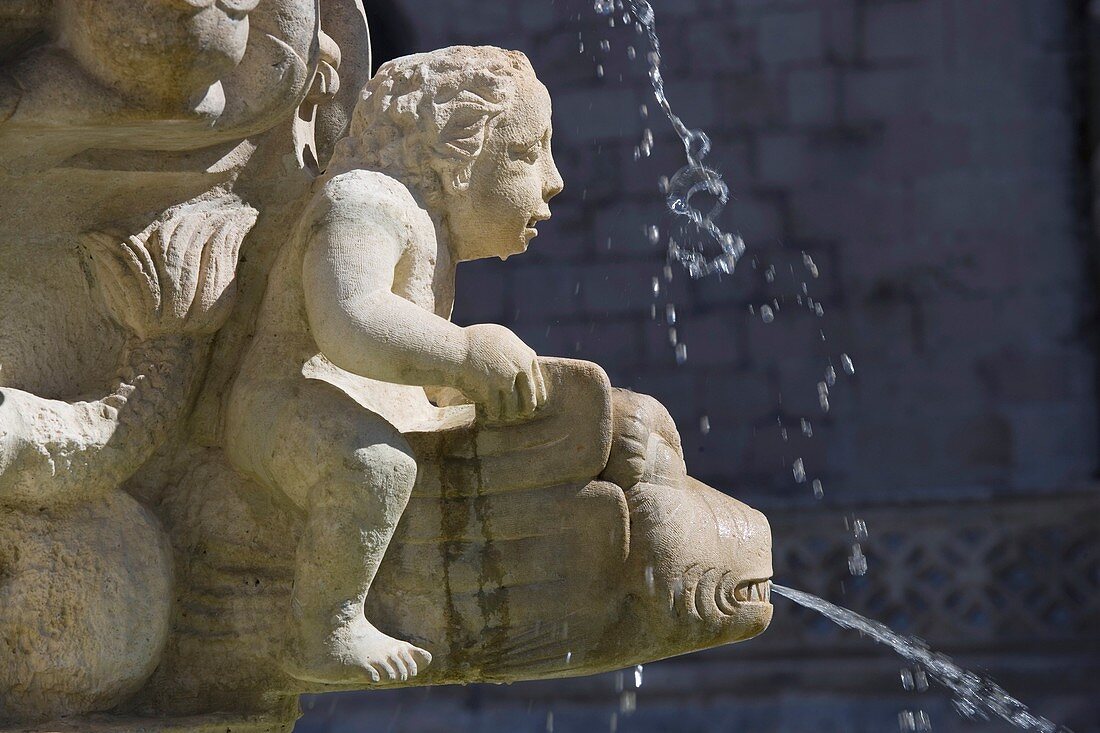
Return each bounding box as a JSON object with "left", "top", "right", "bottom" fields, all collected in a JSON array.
[{"left": 439, "top": 102, "right": 493, "bottom": 161}]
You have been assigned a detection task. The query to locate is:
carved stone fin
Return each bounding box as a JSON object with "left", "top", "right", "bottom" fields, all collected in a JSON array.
[{"left": 83, "top": 196, "right": 258, "bottom": 339}]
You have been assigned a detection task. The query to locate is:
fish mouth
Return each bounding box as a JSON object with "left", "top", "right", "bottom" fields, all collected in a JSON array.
[
  {"left": 732, "top": 578, "right": 771, "bottom": 603},
  {"left": 719, "top": 577, "right": 771, "bottom": 613}
]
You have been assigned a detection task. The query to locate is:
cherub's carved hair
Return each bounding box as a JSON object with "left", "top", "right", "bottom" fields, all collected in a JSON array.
[{"left": 331, "top": 45, "right": 536, "bottom": 209}]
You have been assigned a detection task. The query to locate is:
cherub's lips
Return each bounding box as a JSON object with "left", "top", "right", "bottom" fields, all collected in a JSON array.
[{"left": 526, "top": 211, "right": 551, "bottom": 234}]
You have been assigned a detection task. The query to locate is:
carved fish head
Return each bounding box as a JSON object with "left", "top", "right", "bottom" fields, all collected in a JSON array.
[{"left": 618, "top": 477, "right": 772, "bottom": 658}]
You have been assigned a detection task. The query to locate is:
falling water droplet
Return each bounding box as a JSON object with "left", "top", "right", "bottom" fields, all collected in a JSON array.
[
  {"left": 546, "top": 711, "right": 555, "bottom": 733},
  {"left": 600, "top": 39, "right": 611, "bottom": 52},
  {"left": 639, "top": 104, "right": 648, "bottom": 118},
  {"left": 803, "top": 252, "right": 819, "bottom": 278},
  {"left": 901, "top": 667, "right": 915, "bottom": 690},
  {"left": 619, "top": 691, "right": 636, "bottom": 714},
  {"left": 647, "top": 224, "right": 660, "bottom": 244},
  {"left": 634, "top": 664, "right": 644, "bottom": 688},
  {"left": 792, "top": 458, "right": 806, "bottom": 483},
  {"left": 657, "top": 175, "right": 670, "bottom": 193},
  {"left": 801, "top": 418, "right": 813, "bottom": 437},
  {"left": 675, "top": 342, "right": 687, "bottom": 364},
  {"left": 651, "top": 276, "right": 660, "bottom": 297},
  {"left": 665, "top": 303, "right": 676, "bottom": 325},
  {"left": 817, "top": 381, "right": 830, "bottom": 412},
  {"left": 667, "top": 327, "right": 677, "bottom": 346},
  {"left": 626, "top": 45, "right": 636, "bottom": 60},
  {"left": 594, "top": 0, "right": 614, "bottom": 15},
  {"left": 852, "top": 518, "right": 868, "bottom": 541},
  {"left": 825, "top": 365, "right": 837, "bottom": 387},
  {"left": 760, "top": 304, "right": 775, "bottom": 323},
  {"left": 812, "top": 479, "right": 824, "bottom": 499},
  {"left": 596, "top": 64, "right": 605, "bottom": 78},
  {"left": 899, "top": 709, "right": 932, "bottom": 732},
  {"left": 700, "top": 414, "right": 710, "bottom": 434},
  {"left": 764, "top": 264, "right": 776, "bottom": 283},
  {"left": 848, "top": 544, "right": 868, "bottom": 576},
  {"left": 842, "top": 353, "right": 856, "bottom": 375}
]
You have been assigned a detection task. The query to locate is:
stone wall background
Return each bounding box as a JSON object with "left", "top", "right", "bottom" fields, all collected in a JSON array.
[{"left": 297, "top": 1, "right": 1100, "bottom": 731}]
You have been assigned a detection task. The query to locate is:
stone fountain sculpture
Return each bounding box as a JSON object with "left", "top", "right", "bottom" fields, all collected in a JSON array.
[{"left": 0, "top": 5, "right": 772, "bottom": 731}]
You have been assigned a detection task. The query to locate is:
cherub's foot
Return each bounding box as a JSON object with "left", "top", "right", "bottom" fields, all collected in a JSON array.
[{"left": 283, "top": 615, "right": 432, "bottom": 685}]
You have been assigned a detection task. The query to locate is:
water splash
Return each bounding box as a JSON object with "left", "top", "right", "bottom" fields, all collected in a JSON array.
[
  {"left": 772, "top": 584, "right": 1072, "bottom": 733},
  {"left": 614, "top": 0, "right": 745, "bottom": 278}
]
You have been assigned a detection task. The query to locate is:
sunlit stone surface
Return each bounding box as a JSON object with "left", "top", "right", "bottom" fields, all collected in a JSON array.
[{"left": 0, "top": 5, "right": 770, "bottom": 731}]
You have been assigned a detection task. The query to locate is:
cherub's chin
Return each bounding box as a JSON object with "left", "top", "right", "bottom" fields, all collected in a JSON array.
[{"left": 500, "top": 236, "right": 532, "bottom": 261}]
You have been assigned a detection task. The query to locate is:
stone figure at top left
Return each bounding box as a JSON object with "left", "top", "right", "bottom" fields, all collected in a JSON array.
[{"left": 0, "top": 0, "right": 372, "bottom": 724}]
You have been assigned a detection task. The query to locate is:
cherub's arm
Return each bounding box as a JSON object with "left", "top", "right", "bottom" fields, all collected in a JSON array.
[
  {"left": 302, "top": 203, "right": 468, "bottom": 388},
  {"left": 301, "top": 188, "right": 546, "bottom": 419}
]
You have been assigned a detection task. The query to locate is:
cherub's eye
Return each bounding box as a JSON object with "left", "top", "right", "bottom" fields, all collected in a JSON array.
[{"left": 510, "top": 142, "right": 540, "bottom": 164}]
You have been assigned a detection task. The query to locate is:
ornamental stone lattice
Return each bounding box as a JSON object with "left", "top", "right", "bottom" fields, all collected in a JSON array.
[{"left": 0, "top": 4, "right": 772, "bottom": 731}]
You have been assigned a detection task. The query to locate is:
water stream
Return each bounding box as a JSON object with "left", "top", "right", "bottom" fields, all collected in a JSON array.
[
  {"left": 599, "top": 0, "right": 746, "bottom": 278},
  {"left": 771, "top": 584, "right": 1072, "bottom": 733},
  {"left": 586, "top": 5, "right": 1076, "bottom": 730}
]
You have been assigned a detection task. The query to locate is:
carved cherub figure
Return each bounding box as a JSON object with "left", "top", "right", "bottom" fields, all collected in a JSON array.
[{"left": 225, "top": 46, "right": 563, "bottom": 685}]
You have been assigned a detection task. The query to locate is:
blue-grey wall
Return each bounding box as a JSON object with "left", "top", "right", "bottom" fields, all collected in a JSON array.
[{"left": 296, "top": 1, "right": 1100, "bottom": 731}]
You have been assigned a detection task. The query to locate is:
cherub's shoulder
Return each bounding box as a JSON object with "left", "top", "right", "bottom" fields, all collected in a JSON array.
[{"left": 311, "top": 170, "right": 424, "bottom": 223}]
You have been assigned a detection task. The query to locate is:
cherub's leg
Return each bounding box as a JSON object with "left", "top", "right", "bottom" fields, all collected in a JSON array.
[{"left": 229, "top": 379, "right": 430, "bottom": 684}]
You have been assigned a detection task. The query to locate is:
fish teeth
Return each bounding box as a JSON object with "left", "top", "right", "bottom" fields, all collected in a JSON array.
[{"left": 732, "top": 580, "right": 774, "bottom": 603}]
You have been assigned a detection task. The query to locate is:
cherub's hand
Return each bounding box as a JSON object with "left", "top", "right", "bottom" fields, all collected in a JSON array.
[{"left": 458, "top": 324, "right": 547, "bottom": 421}]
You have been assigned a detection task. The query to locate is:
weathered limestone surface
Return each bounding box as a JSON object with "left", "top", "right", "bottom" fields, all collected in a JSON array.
[{"left": 0, "top": 6, "right": 771, "bottom": 731}]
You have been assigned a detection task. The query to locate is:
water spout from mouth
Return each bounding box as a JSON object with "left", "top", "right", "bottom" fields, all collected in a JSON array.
[{"left": 771, "top": 583, "right": 1072, "bottom": 733}]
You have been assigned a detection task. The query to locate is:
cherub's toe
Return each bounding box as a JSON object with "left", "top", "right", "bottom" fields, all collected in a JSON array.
[
  {"left": 399, "top": 648, "right": 418, "bottom": 677},
  {"left": 411, "top": 646, "right": 432, "bottom": 668}
]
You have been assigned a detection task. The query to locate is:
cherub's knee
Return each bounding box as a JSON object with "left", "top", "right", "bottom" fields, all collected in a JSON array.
[
  {"left": 601, "top": 388, "right": 686, "bottom": 489},
  {"left": 315, "top": 438, "right": 417, "bottom": 510}
]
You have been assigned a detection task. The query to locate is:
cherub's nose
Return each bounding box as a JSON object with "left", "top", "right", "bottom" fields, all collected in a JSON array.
[{"left": 544, "top": 158, "right": 564, "bottom": 201}]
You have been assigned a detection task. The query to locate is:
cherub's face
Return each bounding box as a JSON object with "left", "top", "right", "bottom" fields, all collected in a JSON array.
[
  {"left": 64, "top": 0, "right": 256, "bottom": 108},
  {"left": 445, "top": 74, "right": 564, "bottom": 262}
]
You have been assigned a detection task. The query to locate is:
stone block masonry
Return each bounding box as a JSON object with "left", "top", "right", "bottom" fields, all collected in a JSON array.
[{"left": 295, "top": 1, "right": 1100, "bottom": 731}]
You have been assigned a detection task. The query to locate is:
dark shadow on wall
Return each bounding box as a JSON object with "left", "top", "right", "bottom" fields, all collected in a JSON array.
[
  {"left": 1076, "top": 0, "right": 1100, "bottom": 476},
  {"left": 367, "top": 0, "right": 417, "bottom": 71}
]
